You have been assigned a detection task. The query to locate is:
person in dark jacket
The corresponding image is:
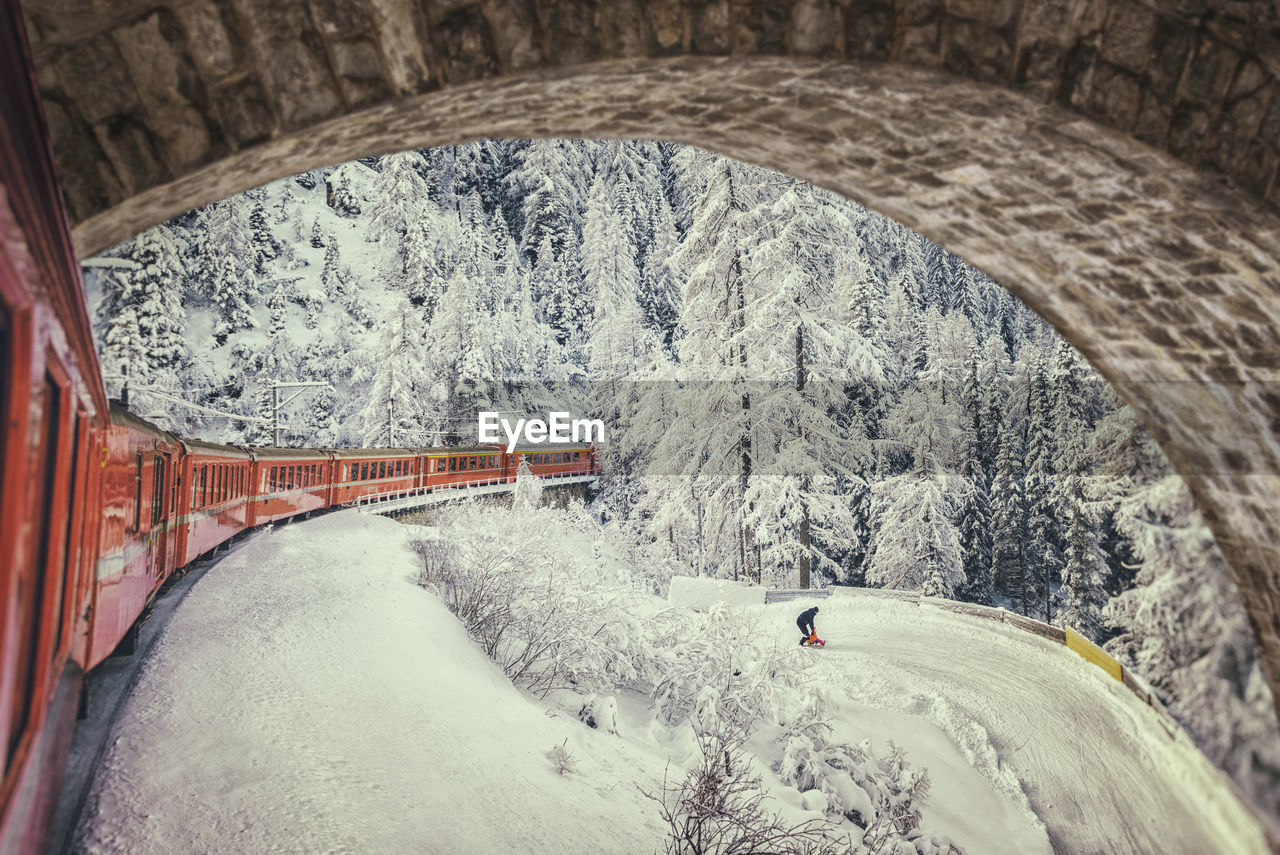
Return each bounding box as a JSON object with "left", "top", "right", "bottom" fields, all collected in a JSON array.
[{"left": 796, "top": 605, "right": 820, "bottom": 646}]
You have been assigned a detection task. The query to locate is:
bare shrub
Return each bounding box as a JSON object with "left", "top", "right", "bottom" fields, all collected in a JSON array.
[{"left": 548, "top": 739, "right": 578, "bottom": 776}]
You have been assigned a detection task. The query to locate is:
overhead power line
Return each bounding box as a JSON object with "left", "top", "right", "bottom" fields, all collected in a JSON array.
[{"left": 123, "top": 387, "right": 269, "bottom": 422}]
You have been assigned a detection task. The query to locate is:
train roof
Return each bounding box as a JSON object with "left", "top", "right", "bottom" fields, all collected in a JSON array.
[
  {"left": 325, "top": 447, "right": 419, "bottom": 459},
  {"left": 422, "top": 445, "right": 504, "bottom": 456},
  {"left": 247, "top": 446, "right": 333, "bottom": 461},
  {"left": 508, "top": 442, "right": 594, "bottom": 452},
  {"left": 179, "top": 437, "right": 252, "bottom": 459},
  {"left": 108, "top": 402, "right": 181, "bottom": 444}
]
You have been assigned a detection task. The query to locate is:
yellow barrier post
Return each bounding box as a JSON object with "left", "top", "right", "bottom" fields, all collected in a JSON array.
[{"left": 1064, "top": 627, "right": 1123, "bottom": 681}]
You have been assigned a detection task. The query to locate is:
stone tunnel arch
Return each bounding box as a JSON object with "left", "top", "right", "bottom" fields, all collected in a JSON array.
[{"left": 29, "top": 40, "right": 1280, "bottom": 713}]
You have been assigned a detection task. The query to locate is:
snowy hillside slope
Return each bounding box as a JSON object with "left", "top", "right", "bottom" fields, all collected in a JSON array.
[{"left": 73, "top": 511, "right": 1266, "bottom": 854}]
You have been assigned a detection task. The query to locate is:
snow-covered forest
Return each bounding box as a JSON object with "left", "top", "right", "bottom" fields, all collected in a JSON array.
[{"left": 84, "top": 139, "right": 1278, "bottom": 813}]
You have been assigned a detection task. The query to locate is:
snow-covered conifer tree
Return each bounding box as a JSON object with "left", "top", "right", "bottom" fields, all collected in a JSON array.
[
  {"left": 988, "top": 408, "right": 1026, "bottom": 604},
  {"left": 1021, "top": 346, "right": 1060, "bottom": 619},
  {"left": 957, "top": 355, "right": 993, "bottom": 604},
  {"left": 513, "top": 457, "right": 544, "bottom": 510},
  {"left": 360, "top": 296, "right": 430, "bottom": 447},
  {"left": 866, "top": 470, "right": 963, "bottom": 596}
]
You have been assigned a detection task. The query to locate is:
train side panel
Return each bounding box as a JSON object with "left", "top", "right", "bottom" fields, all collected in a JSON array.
[
  {"left": 329, "top": 450, "right": 419, "bottom": 505},
  {"left": 249, "top": 450, "right": 334, "bottom": 525},
  {"left": 422, "top": 447, "right": 506, "bottom": 491}
]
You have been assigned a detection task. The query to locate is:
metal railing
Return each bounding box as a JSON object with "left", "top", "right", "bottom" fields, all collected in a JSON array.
[{"left": 353, "top": 472, "right": 600, "bottom": 515}]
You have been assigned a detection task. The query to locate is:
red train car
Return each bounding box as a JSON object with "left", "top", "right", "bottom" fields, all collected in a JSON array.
[
  {"left": 176, "top": 438, "right": 252, "bottom": 568},
  {"left": 329, "top": 448, "right": 418, "bottom": 506},
  {"left": 507, "top": 442, "right": 597, "bottom": 481},
  {"left": 423, "top": 445, "right": 507, "bottom": 490},
  {"left": 247, "top": 447, "right": 333, "bottom": 526},
  {"left": 86, "top": 407, "right": 182, "bottom": 670}
]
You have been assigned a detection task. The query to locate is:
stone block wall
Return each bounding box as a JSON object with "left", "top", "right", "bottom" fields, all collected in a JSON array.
[{"left": 21, "top": 0, "right": 1280, "bottom": 224}]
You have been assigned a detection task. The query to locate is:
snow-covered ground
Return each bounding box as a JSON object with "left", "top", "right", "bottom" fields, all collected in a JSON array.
[
  {"left": 775, "top": 594, "right": 1269, "bottom": 854},
  {"left": 72, "top": 511, "right": 1268, "bottom": 854}
]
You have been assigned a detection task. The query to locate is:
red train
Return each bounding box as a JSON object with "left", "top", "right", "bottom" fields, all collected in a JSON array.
[
  {"left": 85, "top": 409, "right": 597, "bottom": 675},
  {"left": 0, "top": 12, "right": 598, "bottom": 851}
]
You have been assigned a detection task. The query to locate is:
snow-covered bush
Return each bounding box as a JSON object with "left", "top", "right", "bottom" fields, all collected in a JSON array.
[
  {"left": 652, "top": 603, "right": 808, "bottom": 728},
  {"left": 412, "top": 502, "right": 672, "bottom": 696},
  {"left": 643, "top": 720, "right": 845, "bottom": 855},
  {"left": 578, "top": 694, "right": 618, "bottom": 734},
  {"left": 776, "top": 692, "right": 942, "bottom": 855}
]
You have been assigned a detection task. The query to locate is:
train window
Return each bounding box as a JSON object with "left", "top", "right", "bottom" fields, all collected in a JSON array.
[
  {"left": 7, "top": 374, "right": 64, "bottom": 765},
  {"left": 151, "top": 456, "right": 164, "bottom": 524},
  {"left": 133, "top": 452, "right": 145, "bottom": 531},
  {"left": 380, "top": 461, "right": 387, "bottom": 478},
  {"left": 358, "top": 462, "right": 366, "bottom": 480},
  {"left": 574, "top": 451, "right": 580, "bottom": 461},
  {"left": 0, "top": 312, "right": 6, "bottom": 519},
  {"left": 448, "top": 457, "right": 456, "bottom": 472},
  {"left": 289, "top": 466, "right": 296, "bottom": 489},
  {"left": 311, "top": 464, "right": 318, "bottom": 484}
]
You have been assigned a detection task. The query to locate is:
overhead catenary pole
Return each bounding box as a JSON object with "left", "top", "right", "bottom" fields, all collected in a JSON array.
[{"left": 269, "top": 381, "right": 331, "bottom": 447}]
